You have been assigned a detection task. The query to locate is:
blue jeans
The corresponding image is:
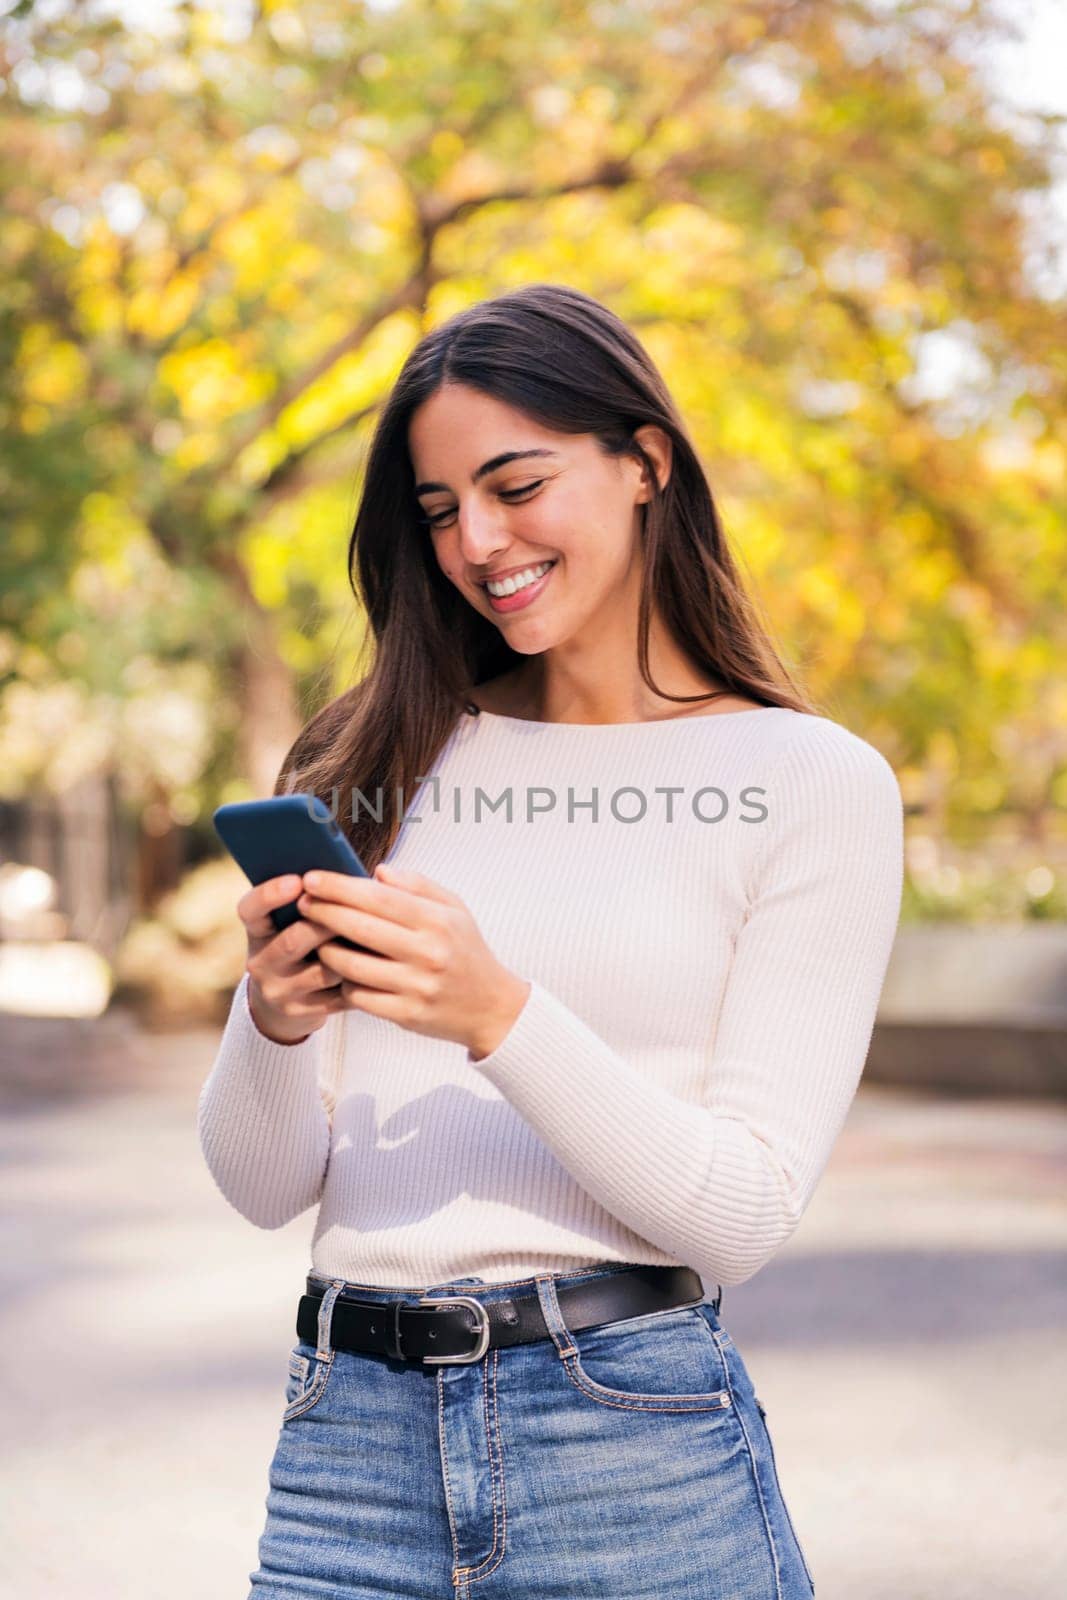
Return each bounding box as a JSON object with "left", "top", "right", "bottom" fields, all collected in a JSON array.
[{"left": 248, "top": 1262, "right": 815, "bottom": 1598}]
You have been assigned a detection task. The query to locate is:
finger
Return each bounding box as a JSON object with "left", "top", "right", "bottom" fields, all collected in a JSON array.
[
  {"left": 238, "top": 875, "right": 304, "bottom": 940},
  {"left": 318, "top": 940, "right": 405, "bottom": 993},
  {"left": 267, "top": 983, "right": 348, "bottom": 1018},
  {"left": 295, "top": 963, "right": 345, "bottom": 995},
  {"left": 337, "top": 980, "right": 402, "bottom": 1021},
  {"left": 302, "top": 867, "right": 456, "bottom": 922},
  {"left": 281, "top": 928, "right": 345, "bottom": 991},
  {"left": 372, "top": 862, "right": 459, "bottom": 906},
  {"left": 254, "top": 912, "right": 339, "bottom": 976},
  {"left": 247, "top": 934, "right": 345, "bottom": 1015},
  {"left": 316, "top": 989, "right": 350, "bottom": 1011},
  {"left": 296, "top": 893, "right": 421, "bottom": 960}
]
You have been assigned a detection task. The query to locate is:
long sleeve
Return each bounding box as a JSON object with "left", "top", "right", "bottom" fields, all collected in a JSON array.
[
  {"left": 196, "top": 972, "right": 341, "bottom": 1229},
  {"left": 466, "top": 726, "right": 904, "bottom": 1289}
]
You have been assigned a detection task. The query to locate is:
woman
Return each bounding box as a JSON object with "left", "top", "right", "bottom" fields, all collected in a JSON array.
[{"left": 198, "top": 283, "right": 903, "bottom": 1599}]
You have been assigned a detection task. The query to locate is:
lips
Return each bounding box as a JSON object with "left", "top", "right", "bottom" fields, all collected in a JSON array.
[
  {"left": 479, "top": 560, "right": 557, "bottom": 588},
  {"left": 483, "top": 559, "right": 557, "bottom": 613}
]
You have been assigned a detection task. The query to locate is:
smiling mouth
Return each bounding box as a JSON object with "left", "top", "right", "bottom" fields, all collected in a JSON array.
[{"left": 479, "top": 559, "right": 558, "bottom": 592}]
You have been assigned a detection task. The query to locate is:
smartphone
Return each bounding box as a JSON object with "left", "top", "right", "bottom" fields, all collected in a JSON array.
[{"left": 213, "top": 793, "right": 372, "bottom": 954}]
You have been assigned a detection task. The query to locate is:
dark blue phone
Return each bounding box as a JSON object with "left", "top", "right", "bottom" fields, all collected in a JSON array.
[{"left": 213, "top": 793, "right": 372, "bottom": 954}]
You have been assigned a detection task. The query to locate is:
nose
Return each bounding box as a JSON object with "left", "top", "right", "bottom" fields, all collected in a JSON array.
[{"left": 455, "top": 501, "right": 510, "bottom": 566}]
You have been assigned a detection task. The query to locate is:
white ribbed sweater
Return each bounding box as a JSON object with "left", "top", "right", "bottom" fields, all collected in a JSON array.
[{"left": 197, "top": 705, "right": 903, "bottom": 1292}]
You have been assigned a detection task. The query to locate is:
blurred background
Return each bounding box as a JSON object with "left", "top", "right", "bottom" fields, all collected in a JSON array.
[{"left": 1, "top": 0, "right": 1064, "bottom": 1595}]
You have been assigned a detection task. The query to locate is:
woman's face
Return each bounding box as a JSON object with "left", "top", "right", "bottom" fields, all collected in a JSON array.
[{"left": 407, "top": 383, "right": 668, "bottom": 655}]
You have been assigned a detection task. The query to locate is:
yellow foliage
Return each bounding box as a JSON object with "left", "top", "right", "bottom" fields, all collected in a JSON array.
[
  {"left": 797, "top": 565, "right": 844, "bottom": 620},
  {"left": 644, "top": 203, "right": 743, "bottom": 260},
  {"left": 728, "top": 504, "right": 787, "bottom": 570},
  {"left": 78, "top": 493, "right": 150, "bottom": 569},
  {"left": 430, "top": 129, "right": 464, "bottom": 163},
  {"left": 267, "top": 281, "right": 303, "bottom": 314},
  {"left": 19, "top": 333, "right": 90, "bottom": 406},
  {"left": 1031, "top": 441, "right": 1066, "bottom": 489},
  {"left": 439, "top": 149, "right": 504, "bottom": 202},
  {"left": 74, "top": 282, "right": 126, "bottom": 339},
  {"left": 243, "top": 533, "right": 289, "bottom": 609},
  {"left": 359, "top": 162, "right": 414, "bottom": 229},
  {"left": 578, "top": 85, "right": 618, "bottom": 119},
  {"left": 19, "top": 403, "right": 49, "bottom": 434},
  {"left": 206, "top": 295, "right": 239, "bottom": 332},
  {"left": 171, "top": 432, "right": 222, "bottom": 471},
  {"left": 906, "top": 548, "right": 955, "bottom": 603},
  {"left": 928, "top": 728, "right": 959, "bottom": 774},
  {"left": 276, "top": 312, "right": 415, "bottom": 448},
  {"left": 215, "top": 198, "right": 310, "bottom": 295},
  {"left": 127, "top": 267, "right": 205, "bottom": 341},
  {"left": 159, "top": 337, "right": 275, "bottom": 423},
  {"left": 236, "top": 434, "right": 286, "bottom": 487}
]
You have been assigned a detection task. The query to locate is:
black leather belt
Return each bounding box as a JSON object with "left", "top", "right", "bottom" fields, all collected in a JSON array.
[{"left": 297, "top": 1264, "right": 707, "bottom": 1367}]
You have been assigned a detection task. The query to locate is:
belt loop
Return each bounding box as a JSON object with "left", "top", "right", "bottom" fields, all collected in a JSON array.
[
  {"left": 316, "top": 1279, "right": 346, "bottom": 1360},
  {"left": 534, "top": 1272, "right": 577, "bottom": 1360}
]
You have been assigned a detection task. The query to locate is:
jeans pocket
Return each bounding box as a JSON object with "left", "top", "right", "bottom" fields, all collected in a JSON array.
[
  {"left": 562, "top": 1305, "right": 735, "bottom": 1414},
  {"left": 282, "top": 1341, "right": 335, "bottom": 1422}
]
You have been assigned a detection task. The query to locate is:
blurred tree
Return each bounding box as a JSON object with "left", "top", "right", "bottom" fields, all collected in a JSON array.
[{"left": 0, "top": 0, "right": 1064, "bottom": 850}]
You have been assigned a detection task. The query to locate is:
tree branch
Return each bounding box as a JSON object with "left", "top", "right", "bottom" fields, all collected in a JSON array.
[
  {"left": 256, "top": 401, "right": 379, "bottom": 507},
  {"left": 203, "top": 272, "right": 430, "bottom": 484}
]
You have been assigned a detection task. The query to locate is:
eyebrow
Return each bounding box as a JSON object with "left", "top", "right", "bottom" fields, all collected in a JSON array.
[{"left": 414, "top": 449, "right": 559, "bottom": 498}]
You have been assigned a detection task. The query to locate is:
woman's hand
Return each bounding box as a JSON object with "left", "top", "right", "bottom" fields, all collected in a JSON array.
[
  {"left": 239, "top": 874, "right": 348, "bottom": 1045},
  {"left": 296, "top": 863, "right": 531, "bottom": 1058}
]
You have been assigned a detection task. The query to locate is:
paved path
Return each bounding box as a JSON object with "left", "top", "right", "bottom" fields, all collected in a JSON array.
[{"left": 1, "top": 1016, "right": 1064, "bottom": 1598}]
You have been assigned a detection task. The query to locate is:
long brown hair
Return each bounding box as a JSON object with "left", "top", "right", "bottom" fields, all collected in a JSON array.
[{"left": 275, "top": 283, "right": 816, "bottom": 869}]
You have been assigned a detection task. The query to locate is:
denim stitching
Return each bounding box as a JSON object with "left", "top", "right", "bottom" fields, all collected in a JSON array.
[
  {"left": 717, "top": 1338, "right": 783, "bottom": 1599},
  {"left": 436, "top": 1370, "right": 464, "bottom": 1589},
  {"left": 537, "top": 1272, "right": 731, "bottom": 1413},
  {"left": 457, "top": 1354, "right": 502, "bottom": 1581},
  {"left": 693, "top": 1307, "right": 733, "bottom": 1359},
  {"left": 560, "top": 1356, "right": 734, "bottom": 1414},
  {"left": 282, "top": 1280, "right": 344, "bottom": 1422},
  {"left": 316, "top": 1279, "right": 345, "bottom": 1360},
  {"left": 534, "top": 1272, "right": 571, "bottom": 1357},
  {"left": 282, "top": 1351, "right": 334, "bottom": 1421},
  {"left": 758, "top": 1402, "right": 816, "bottom": 1594},
  {"left": 465, "top": 1347, "right": 508, "bottom": 1584}
]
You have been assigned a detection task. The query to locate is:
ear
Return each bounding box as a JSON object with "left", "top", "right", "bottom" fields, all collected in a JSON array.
[{"left": 631, "top": 424, "right": 673, "bottom": 502}]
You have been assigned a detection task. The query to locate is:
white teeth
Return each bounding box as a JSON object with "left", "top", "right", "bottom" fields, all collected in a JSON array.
[{"left": 486, "top": 561, "right": 554, "bottom": 597}]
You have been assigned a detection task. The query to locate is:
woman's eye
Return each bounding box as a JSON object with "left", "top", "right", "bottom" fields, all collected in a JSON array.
[
  {"left": 499, "top": 479, "right": 545, "bottom": 501},
  {"left": 422, "top": 480, "right": 544, "bottom": 528}
]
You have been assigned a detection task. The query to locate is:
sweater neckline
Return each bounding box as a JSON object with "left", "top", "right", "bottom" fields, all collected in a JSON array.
[{"left": 466, "top": 705, "right": 787, "bottom": 731}]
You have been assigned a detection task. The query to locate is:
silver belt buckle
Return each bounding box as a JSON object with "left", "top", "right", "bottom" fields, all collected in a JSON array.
[{"left": 404, "top": 1294, "right": 491, "bottom": 1365}]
